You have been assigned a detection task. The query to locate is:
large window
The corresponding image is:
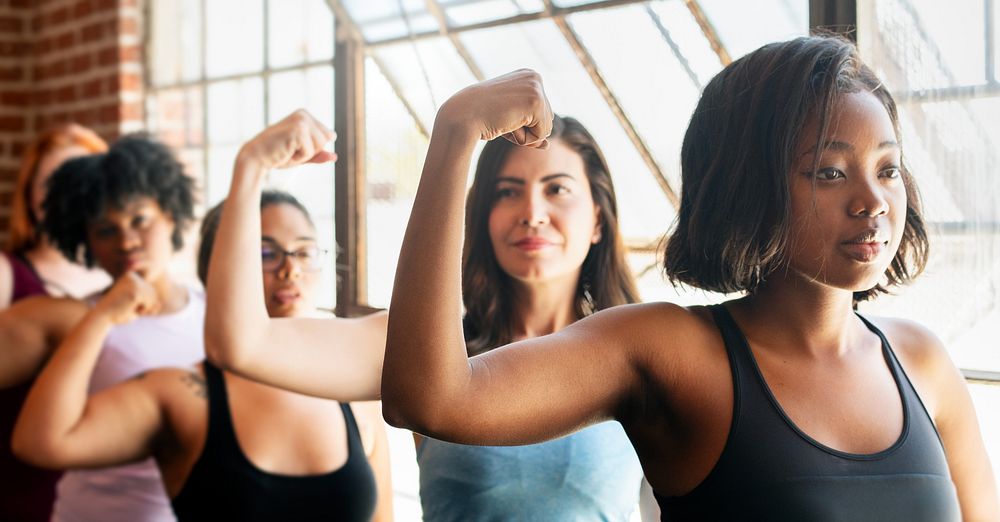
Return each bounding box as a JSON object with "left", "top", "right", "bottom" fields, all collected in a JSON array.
[{"left": 146, "top": 0, "right": 337, "bottom": 309}]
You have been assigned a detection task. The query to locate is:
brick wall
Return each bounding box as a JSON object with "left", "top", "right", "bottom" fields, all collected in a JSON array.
[{"left": 0, "top": 0, "right": 144, "bottom": 243}]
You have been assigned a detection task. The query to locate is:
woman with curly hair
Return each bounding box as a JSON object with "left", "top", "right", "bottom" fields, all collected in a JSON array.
[{"left": 0, "top": 134, "right": 202, "bottom": 522}]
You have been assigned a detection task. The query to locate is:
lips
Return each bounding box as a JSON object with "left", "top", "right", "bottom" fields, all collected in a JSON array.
[
  {"left": 841, "top": 229, "right": 888, "bottom": 262},
  {"left": 273, "top": 288, "right": 301, "bottom": 304},
  {"left": 513, "top": 237, "right": 553, "bottom": 251}
]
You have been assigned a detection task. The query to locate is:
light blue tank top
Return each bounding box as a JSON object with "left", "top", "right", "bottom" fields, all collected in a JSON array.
[{"left": 417, "top": 421, "right": 643, "bottom": 522}]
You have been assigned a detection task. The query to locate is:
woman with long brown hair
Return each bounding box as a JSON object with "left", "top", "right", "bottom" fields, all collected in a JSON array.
[{"left": 416, "top": 115, "right": 646, "bottom": 521}]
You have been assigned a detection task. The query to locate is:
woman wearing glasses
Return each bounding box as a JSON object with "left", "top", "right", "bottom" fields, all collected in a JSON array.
[{"left": 12, "top": 185, "right": 394, "bottom": 521}]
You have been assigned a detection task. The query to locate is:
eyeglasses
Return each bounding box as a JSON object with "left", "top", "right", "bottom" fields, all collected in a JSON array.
[{"left": 261, "top": 240, "right": 327, "bottom": 273}]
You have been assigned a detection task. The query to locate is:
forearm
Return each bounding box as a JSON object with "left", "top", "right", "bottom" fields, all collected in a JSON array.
[
  {"left": 382, "top": 118, "right": 479, "bottom": 430},
  {"left": 204, "top": 155, "right": 270, "bottom": 368},
  {"left": 12, "top": 311, "right": 112, "bottom": 461}
]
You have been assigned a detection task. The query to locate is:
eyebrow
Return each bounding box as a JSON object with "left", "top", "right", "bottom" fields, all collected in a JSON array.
[
  {"left": 801, "top": 140, "right": 899, "bottom": 156},
  {"left": 261, "top": 235, "right": 316, "bottom": 244},
  {"left": 495, "top": 173, "right": 576, "bottom": 184}
]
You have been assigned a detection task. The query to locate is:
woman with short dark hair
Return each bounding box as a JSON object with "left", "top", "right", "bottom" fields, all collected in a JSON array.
[{"left": 381, "top": 37, "right": 999, "bottom": 520}]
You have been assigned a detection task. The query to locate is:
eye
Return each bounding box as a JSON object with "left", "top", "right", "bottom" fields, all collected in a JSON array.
[
  {"left": 131, "top": 214, "right": 149, "bottom": 228},
  {"left": 94, "top": 226, "right": 117, "bottom": 239},
  {"left": 813, "top": 168, "right": 846, "bottom": 181},
  {"left": 494, "top": 187, "right": 518, "bottom": 200},
  {"left": 879, "top": 166, "right": 901, "bottom": 179},
  {"left": 291, "top": 247, "right": 317, "bottom": 262},
  {"left": 261, "top": 245, "right": 280, "bottom": 262},
  {"left": 547, "top": 183, "right": 571, "bottom": 196}
]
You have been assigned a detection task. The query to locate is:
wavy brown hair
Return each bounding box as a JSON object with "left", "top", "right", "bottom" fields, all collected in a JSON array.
[
  {"left": 664, "top": 35, "right": 928, "bottom": 302},
  {"left": 463, "top": 115, "right": 639, "bottom": 355}
]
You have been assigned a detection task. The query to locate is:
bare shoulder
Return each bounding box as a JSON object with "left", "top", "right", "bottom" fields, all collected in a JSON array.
[
  {"left": 581, "top": 301, "right": 721, "bottom": 360},
  {"left": 0, "top": 253, "right": 12, "bottom": 308},
  {"left": 864, "top": 315, "right": 953, "bottom": 375}
]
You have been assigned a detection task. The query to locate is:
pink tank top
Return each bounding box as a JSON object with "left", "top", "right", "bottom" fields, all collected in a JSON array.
[{"left": 51, "top": 286, "right": 205, "bottom": 522}]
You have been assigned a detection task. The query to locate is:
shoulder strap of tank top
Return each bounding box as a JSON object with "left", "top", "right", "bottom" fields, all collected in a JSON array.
[
  {"left": 200, "top": 361, "right": 240, "bottom": 458},
  {"left": 340, "top": 403, "right": 365, "bottom": 459},
  {"left": 853, "top": 314, "right": 924, "bottom": 418}
]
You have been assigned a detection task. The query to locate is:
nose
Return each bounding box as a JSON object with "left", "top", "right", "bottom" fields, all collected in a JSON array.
[
  {"left": 849, "top": 177, "right": 890, "bottom": 218},
  {"left": 518, "top": 190, "right": 550, "bottom": 227},
  {"left": 277, "top": 253, "right": 304, "bottom": 280},
  {"left": 119, "top": 227, "right": 141, "bottom": 250}
]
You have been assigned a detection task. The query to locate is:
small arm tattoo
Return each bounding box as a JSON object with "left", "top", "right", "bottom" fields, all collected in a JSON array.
[{"left": 181, "top": 372, "right": 208, "bottom": 399}]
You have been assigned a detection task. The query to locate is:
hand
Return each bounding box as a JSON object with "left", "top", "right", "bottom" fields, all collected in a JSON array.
[
  {"left": 94, "top": 272, "right": 160, "bottom": 325},
  {"left": 236, "top": 110, "right": 337, "bottom": 172},
  {"left": 437, "top": 69, "right": 554, "bottom": 149}
]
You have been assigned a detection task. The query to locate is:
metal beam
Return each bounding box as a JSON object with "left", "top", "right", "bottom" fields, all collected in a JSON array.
[
  {"left": 986, "top": 0, "right": 996, "bottom": 84},
  {"left": 683, "top": 0, "right": 730, "bottom": 66},
  {"left": 644, "top": 4, "right": 702, "bottom": 90},
  {"left": 963, "top": 369, "right": 1000, "bottom": 384},
  {"left": 368, "top": 0, "right": 650, "bottom": 48},
  {"left": 893, "top": 82, "right": 1000, "bottom": 104},
  {"left": 424, "top": 0, "right": 485, "bottom": 81},
  {"left": 545, "top": 1, "right": 680, "bottom": 209},
  {"left": 334, "top": 29, "right": 368, "bottom": 313}
]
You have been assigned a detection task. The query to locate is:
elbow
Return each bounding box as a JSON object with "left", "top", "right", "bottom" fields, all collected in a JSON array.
[
  {"left": 203, "top": 332, "right": 244, "bottom": 372},
  {"left": 11, "top": 430, "right": 62, "bottom": 469}
]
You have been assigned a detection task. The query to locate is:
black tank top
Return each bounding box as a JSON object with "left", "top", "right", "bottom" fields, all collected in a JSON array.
[
  {"left": 171, "top": 362, "right": 377, "bottom": 521},
  {"left": 656, "top": 305, "right": 960, "bottom": 521}
]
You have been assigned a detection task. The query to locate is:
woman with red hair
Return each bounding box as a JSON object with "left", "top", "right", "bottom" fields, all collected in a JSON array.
[
  {"left": 0, "top": 123, "right": 110, "bottom": 521},
  {"left": 1, "top": 123, "right": 111, "bottom": 309}
]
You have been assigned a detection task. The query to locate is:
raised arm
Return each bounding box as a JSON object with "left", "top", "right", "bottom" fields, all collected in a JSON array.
[
  {"left": 0, "top": 294, "right": 87, "bottom": 388},
  {"left": 12, "top": 272, "right": 167, "bottom": 469},
  {"left": 204, "top": 110, "right": 385, "bottom": 401},
  {"left": 381, "top": 70, "right": 642, "bottom": 445}
]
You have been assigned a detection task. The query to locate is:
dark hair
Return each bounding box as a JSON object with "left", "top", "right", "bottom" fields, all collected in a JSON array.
[
  {"left": 463, "top": 115, "right": 639, "bottom": 355},
  {"left": 664, "top": 35, "right": 928, "bottom": 302},
  {"left": 41, "top": 133, "right": 197, "bottom": 267},
  {"left": 197, "top": 190, "right": 313, "bottom": 286}
]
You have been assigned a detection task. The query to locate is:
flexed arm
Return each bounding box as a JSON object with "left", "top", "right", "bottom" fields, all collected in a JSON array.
[
  {"left": 204, "top": 110, "right": 386, "bottom": 401},
  {"left": 12, "top": 273, "right": 166, "bottom": 469},
  {"left": 382, "top": 70, "right": 643, "bottom": 445},
  {"left": 0, "top": 295, "right": 88, "bottom": 388}
]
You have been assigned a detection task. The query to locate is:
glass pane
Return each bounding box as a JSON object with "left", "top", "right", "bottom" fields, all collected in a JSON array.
[
  {"left": 444, "top": 0, "right": 536, "bottom": 26},
  {"left": 364, "top": 58, "right": 431, "bottom": 309},
  {"left": 206, "top": 78, "right": 265, "bottom": 203},
  {"left": 646, "top": 0, "right": 723, "bottom": 87},
  {"left": 342, "top": 0, "right": 437, "bottom": 43},
  {"left": 371, "top": 37, "right": 479, "bottom": 131},
  {"left": 699, "top": 0, "right": 807, "bottom": 60},
  {"left": 268, "top": 0, "right": 335, "bottom": 68},
  {"left": 149, "top": 0, "right": 202, "bottom": 86},
  {"left": 205, "top": 0, "right": 264, "bottom": 78},
  {"left": 268, "top": 66, "right": 335, "bottom": 127},
  {"left": 863, "top": 0, "right": 985, "bottom": 89},
  {"left": 569, "top": 4, "right": 703, "bottom": 201},
  {"left": 858, "top": 4, "right": 1000, "bottom": 373},
  {"left": 460, "top": 19, "right": 674, "bottom": 242},
  {"left": 146, "top": 87, "right": 204, "bottom": 150}
]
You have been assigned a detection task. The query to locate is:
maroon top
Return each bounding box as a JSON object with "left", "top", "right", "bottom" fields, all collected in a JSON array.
[{"left": 0, "top": 250, "right": 61, "bottom": 521}]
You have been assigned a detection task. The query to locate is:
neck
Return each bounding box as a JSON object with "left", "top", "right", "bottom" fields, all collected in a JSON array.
[
  {"left": 509, "top": 273, "right": 579, "bottom": 340},
  {"left": 734, "top": 270, "right": 861, "bottom": 358},
  {"left": 148, "top": 273, "right": 189, "bottom": 315}
]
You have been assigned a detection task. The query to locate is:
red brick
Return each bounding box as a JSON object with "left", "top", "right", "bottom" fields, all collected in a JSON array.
[
  {"left": 0, "top": 16, "right": 24, "bottom": 32},
  {"left": 82, "top": 78, "right": 102, "bottom": 98},
  {"left": 119, "top": 44, "right": 140, "bottom": 63},
  {"left": 119, "top": 15, "right": 138, "bottom": 37},
  {"left": 70, "top": 53, "right": 92, "bottom": 73},
  {"left": 98, "top": 103, "right": 119, "bottom": 123},
  {"left": 48, "top": 7, "right": 71, "bottom": 27},
  {"left": 0, "top": 90, "right": 30, "bottom": 106},
  {"left": 119, "top": 71, "right": 141, "bottom": 91},
  {"left": 74, "top": 0, "right": 94, "bottom": 19},
  {"left": 33, "top": 88, "right": 53, "bottom": 105},
  {"left": 55, "top": 85, "right": 76, "bottom": 103},
  {"left": 97, "top": 46, "right": 116, "bottom": 66},
  {"left": 46, "top": 59, "right": 67, "bottom": 78},
  {"left": 31, "top": 14, "right": 42, "bottom": 32},
  {"left": 0, "top": 66, "right": 22, "bottom": 82},
  {"left": 0, "top": 116, "right": 26, "bottom": 132},
  {"left": 55, "top": 31, "right": 75, "bottom": 50},
  {"left": 81, "top": 20, "right": 104, "bottom": 42}
]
